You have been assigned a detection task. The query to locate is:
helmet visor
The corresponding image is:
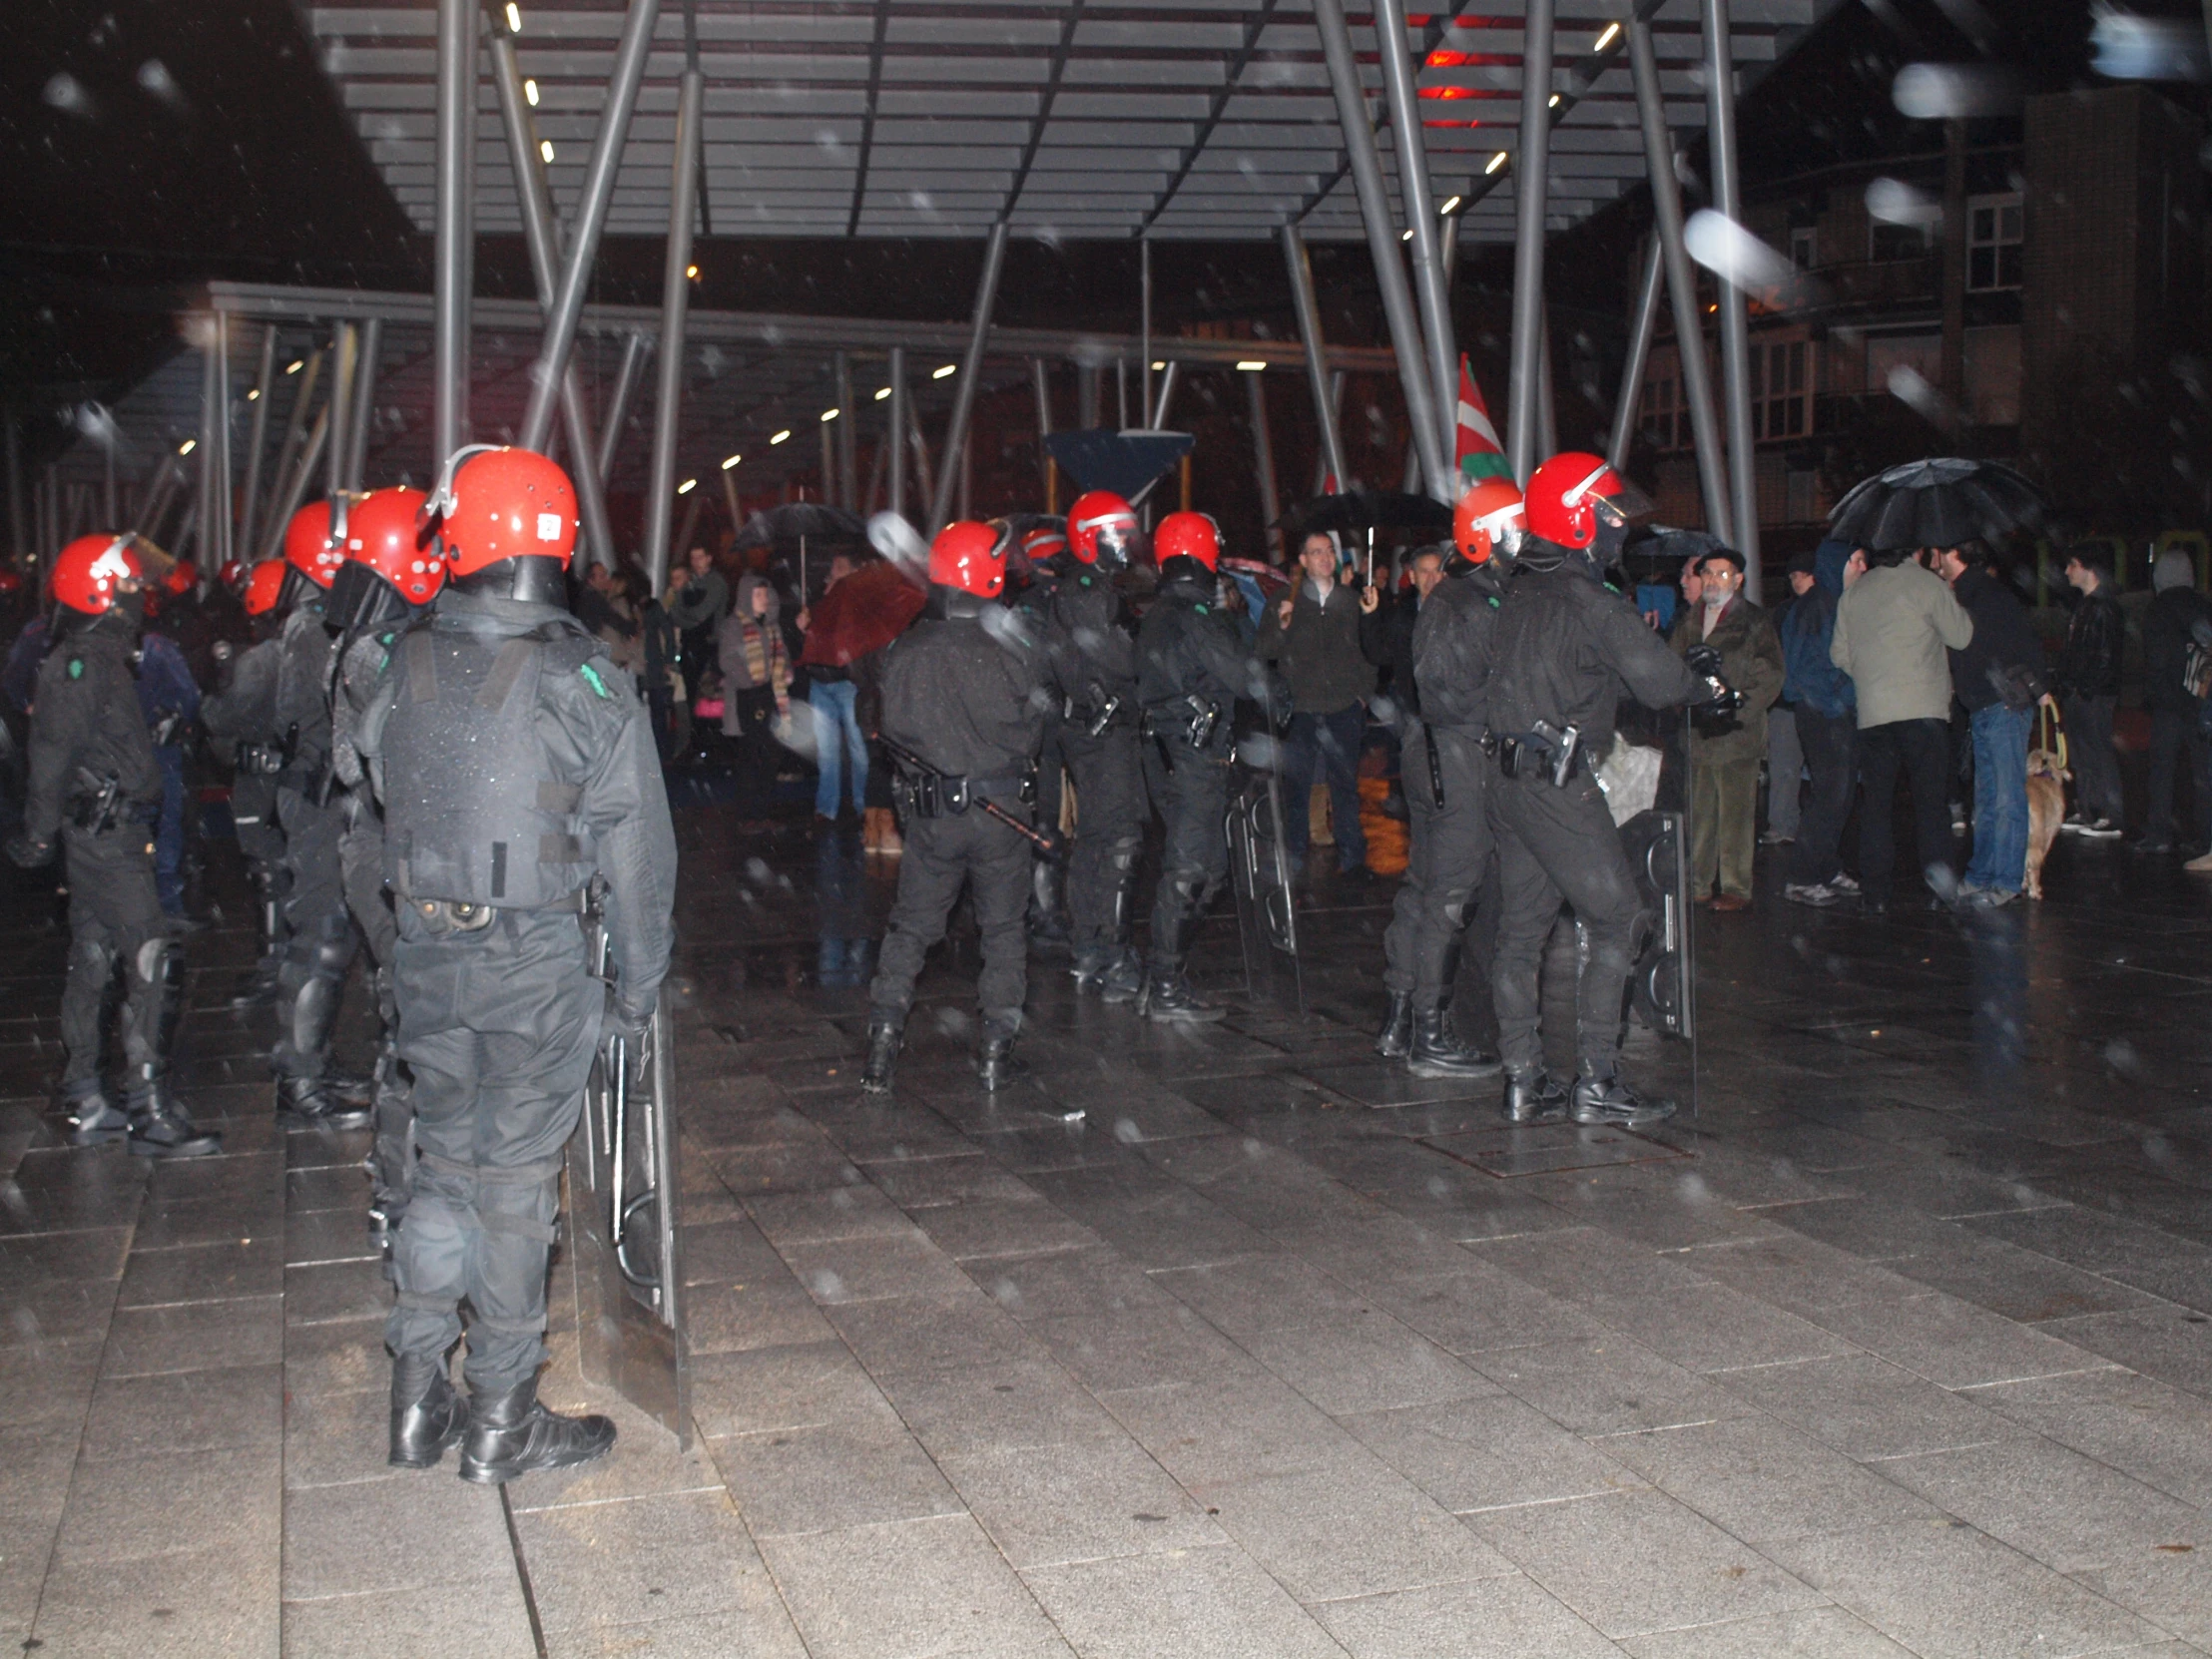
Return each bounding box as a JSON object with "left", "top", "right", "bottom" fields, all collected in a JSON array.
[
  {"left": 422, "top": 443, "right": 504, "bottom": 523},
  {"left": 1566, "top": 461, "right": 1654, "bottom": 527}
]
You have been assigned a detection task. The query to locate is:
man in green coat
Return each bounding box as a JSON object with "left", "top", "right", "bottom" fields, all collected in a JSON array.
[{"left": 1669, "top": 549, "right": 1784, "bottom": 909}]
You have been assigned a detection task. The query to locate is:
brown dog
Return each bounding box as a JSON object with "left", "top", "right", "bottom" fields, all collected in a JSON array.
[{"left": 2024, "top": 748, "right": 2068, "bottom": 898}]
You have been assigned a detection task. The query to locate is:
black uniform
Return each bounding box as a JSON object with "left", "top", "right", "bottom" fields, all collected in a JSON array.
[
  {"left": 332, "top": 626, "right": 409, "bottom": 1221},
  {"left": 1134, "top": 560, "right": 1256, "bottom": 1007},
  {"left": 1010, "top": 560, "right": 1071, "bottom": 948},
  {"left": 269, "top": 595, "right": 362, "bottom": 1106},
  {"left": 201, "top": 634, "right": 287, "bottom": 997},
  {"left": 1386, "top": 559, "right": 1502, "bottom": 1016},
  {"left": 866, "top": 587, "right": 1048, "bottom": 1045},
  {"left": 1485, "top": 544, "right": 1700, "bottom": 1083},
  {"left": 19, "top": 604, "right": 218, "bottom": 1156},
  {"left": 1042, "top": 556, "right": 1147, "bottom": 983},
  {"left": 359, "top": 586, "right": 676, "bottom": 1404}
]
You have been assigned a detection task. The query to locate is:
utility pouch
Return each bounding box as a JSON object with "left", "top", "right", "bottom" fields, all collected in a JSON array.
[{"left": 412, "top": 898, "right": 498, "bottom": 936}]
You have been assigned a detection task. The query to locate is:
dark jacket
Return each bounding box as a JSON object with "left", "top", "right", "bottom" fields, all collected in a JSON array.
[
  {"left": 1668, "top": 591, "right": 1784, "bottom": 763},
  {"left": 1044, "top": 561, "right": 1138, "bottom": 711},
  {"left": 1411, "top": 560, "right": 1503, "bottom": 731},
  {"left": 1359, "top": 587, "right": 1421, "bottom": 718},
  {"left": 2054, "top": 582, "right": 2124, "bottom": 699},
  {"left": 1257, "top": 575, "right": 1375, "bottom": 717},
  {"left": 1136, "top": 568, "right": 1261, "bottom": 727},
  {"left": 2143, "top": 586, "right": 2212, "bottom": 714},
  {"left": 1947, "top": 566, "right": 2047, "bottom": 714},
  {"left": 25, "top": 613, "right": 164, "bottom": 843},
  {"left": 1778, "top": 541, "right": 1856, "bottom": 721},
  {"left": 877, "top": 587, "right": 1047, "bottom": 785},
  {"left": 1487, "top": 543, "right": 1703, "bottom": 753},
  {"left": 136, "top": 631, "right": 202, "bottom": 735}
]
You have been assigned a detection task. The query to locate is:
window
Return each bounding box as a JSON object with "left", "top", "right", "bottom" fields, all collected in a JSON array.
[
  {"left": 1640, "top": 371, "right": 1679, "bottom": 450},
  {"left": 1790, "top": 227, "right": 1817, "bottom": 271},
  {"left": 1967, "top": 192, "right": 2023, "bottom": 290},
  {"left": 1750, "top": 340, "right": 1809, "bottom": 441},
  {"left": 1870, "top": 221, "right": 1932, "bottom": 263}
]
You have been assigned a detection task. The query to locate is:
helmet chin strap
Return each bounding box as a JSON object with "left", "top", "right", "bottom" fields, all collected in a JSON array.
[{"left": 451, "top": 555, "right": 569, "bottom": 607}]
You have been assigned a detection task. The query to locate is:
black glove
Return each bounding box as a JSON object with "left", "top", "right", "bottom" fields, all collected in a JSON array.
[
  {"left": 5, "top": 834, "right": 54, "bottom": 869},
  {"left": 1683, "top": 643, "right": 1725, "bottom": 680},
  {"left": 1696, "top": 676, "right": 1744, "bottom": 719}
]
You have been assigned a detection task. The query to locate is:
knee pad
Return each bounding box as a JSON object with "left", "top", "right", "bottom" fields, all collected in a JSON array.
[
  {"left": 74, "top": 938, "right": 118, "bottom": 978},
  {"left": 133, "top": 937, "right": 174, "bottom": 989}
]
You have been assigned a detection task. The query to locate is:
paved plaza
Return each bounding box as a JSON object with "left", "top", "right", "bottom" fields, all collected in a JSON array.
[{"left": 4, "top": 807, "right": 2212, "bottom": 1658}]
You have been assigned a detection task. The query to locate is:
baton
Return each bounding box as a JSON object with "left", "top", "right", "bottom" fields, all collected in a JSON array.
[
  {"left": 877, "top": 734, "right": 1058, "bottom": 855},
  {"left": 1421, "top": 722, "right": 1445, "bottom": 810}
]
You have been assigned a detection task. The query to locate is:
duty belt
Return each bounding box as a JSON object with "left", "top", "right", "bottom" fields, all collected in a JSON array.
[
  {"left": 897, "top": 765, "right": 1035, "bottom": 819},
  {"left": 411, "top": 887, "right": 592, "bottom": 932}
]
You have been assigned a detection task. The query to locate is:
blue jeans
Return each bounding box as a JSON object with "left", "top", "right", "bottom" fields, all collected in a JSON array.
[
  {"left": 1280, "top": 704, "right": 1368, "bottom": 870},
  {"left": 1965, "top": 703, "right": 2031, "bottom": 893},
  {"left": 154, "top": 743, "right": 187, "bottom": 914},
  {"left": 810, "top": 678, "right": 866, "bottom": 818}
]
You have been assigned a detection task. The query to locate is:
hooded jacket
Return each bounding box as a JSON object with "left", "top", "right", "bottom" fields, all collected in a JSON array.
[
  {"left": 718, "top": 574, "right": 793, "bottom": 734},
  {"left": 1779, "top": 541, "right": 1857, "bottom": 721}
]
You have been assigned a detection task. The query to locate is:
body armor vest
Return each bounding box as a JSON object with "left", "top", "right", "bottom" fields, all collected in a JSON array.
[{"left": 375, "top": 621, "right": 597, "bottom": 908}]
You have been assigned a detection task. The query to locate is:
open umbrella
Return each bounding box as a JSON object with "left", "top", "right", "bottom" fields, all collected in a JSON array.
[
  {"left": 1827, "top": 458, "right": 2048, "bottom": 553},
  {"left": 798, "top": 556, "right": 925, "bottom": 670},
  {"left": 1279, "top": 490, "right": 1453, "bottom": 537},
  {"left": 1042, "top": 429, "right": 1194, "bottom": 500},
  {"left": 731, "top": 502, "right": 866, "bottom": 552}
]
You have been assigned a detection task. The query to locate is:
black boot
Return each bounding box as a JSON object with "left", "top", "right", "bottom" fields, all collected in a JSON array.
[
  {"left": 1144, "top": 970, "right": 1226, "bottom": 1023},
  {"left": 1097, "top": 948, "right": 1144, "bottom": 1005},
  {"left": 279, "top": 1071, "right": 374, "bottom": 1129},
  {"left": 1028, "top": 859, "right": 1072, "bottom": 958},
  {"left": 389, "top": 1355, "right": 467, "bottom": 1468},
  {"left": 62, "top": 1084, "right": 130, "bottom": 1147},
  {"left": 860, "top": 1018, "right": 903, "bottom": 1096},
  {"left": 1406, "top": 1009, "right": 1501, "bottom": 1079},
  {"left": 126, "top": 1071, "right": 223, "bottom": 1159},
  {"left": 456, "top": 1375, "right": 616, "bottom": 1486},
  {"left": 1375, "top": 992, "right": 1413, "bottom": 1060},
  {"left": 1570, "top": 1070, "right": 1677, "bottom": 1127},
  {"left": 976, "top": 1031, "right": 1024, "bottom": 1091},
  {"left": 1069, "top": 946, "right": 1112, "bottom": 991},
  {"left": 1502, "top": 1068, "right": 1570, "bottom": 1125}
]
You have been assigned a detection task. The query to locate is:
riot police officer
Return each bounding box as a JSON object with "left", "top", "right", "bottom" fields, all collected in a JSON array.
[
  {"left": 203, "top": 559, "right": 293, "bottom": 1009},
  {"left": 267, "top": 503, "right": 373, "bottom": 1127},
  {"left": 1485, "top": 454, "right": 1727, "bottom": 1126},
  {"left": 1378, "top": 480, "right": 1524, "bottom": 1079},
  {"left": 357, "top": 445, "right": 675, "bottom": 1482},
  {"left": 325, "top": 487, "right": 446, "bottom": 1233},
  {"left": 1009, "top": 523, "right": 1074, "bottom": 953},
  {"left": 1133, "top": 512, "right": 1258, "bottom": 1021},
  {"left": 8, "top": 535, "right": 219, "bottom": 1158},
  {"left": 1047, "top": 492, "right": 1147, "bottom": 1000},
  {"left": 862, "top": 522, "right": 1048, "bottom": 1095}
]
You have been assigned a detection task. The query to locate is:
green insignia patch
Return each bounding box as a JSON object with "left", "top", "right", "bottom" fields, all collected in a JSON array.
[
  {"left": 67, "top": 658, "right": 83, "bottom": 680},
  {"left": 1194, "top": 603, "right": 1210, "bottom": 616},
  {"left": 579, "top": 663, "right": 612, "bottom": 699}
]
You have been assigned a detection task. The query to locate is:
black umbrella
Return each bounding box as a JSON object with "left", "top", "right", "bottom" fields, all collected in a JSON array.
[
  {"left": 730, "top": 502, "right": 866, "bottom": 552},
  {"left": 1279, "top": 489, "right": 1453, "bottom": 536},
  {"left": 1042, "top": 429, "right": 1194, "bottom": 500},
  {"left": 1827, "top": 458, "right": 2048, "bottom": 553}
]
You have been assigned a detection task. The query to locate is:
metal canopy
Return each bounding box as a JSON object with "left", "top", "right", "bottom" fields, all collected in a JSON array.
[{"left": 311, "top": 0, "right": 1819, "bottom": 245}]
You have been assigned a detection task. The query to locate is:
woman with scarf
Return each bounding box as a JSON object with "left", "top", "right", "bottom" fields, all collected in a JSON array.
[{"left": 718, "top": 572, "right": 795, "bottom": 825}]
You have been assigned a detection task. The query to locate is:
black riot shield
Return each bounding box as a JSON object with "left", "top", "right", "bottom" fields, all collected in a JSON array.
[
  {"left": 566, "top": 927, "right": 689, "bottom": 1446},
  {"left": 1619, "top": 808, "right": 1693, "bottom": 1039}
]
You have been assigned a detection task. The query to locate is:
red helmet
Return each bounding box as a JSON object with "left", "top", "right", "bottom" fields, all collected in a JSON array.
[
  {"left": 1020, "top": 524, "right": 1068, "bottom": 564},
  {"left": 1453, "top": 477, "right": 1526, "bottom": 565},
  {"left": 243, "top": 559, "right": 287, "bottom": 618},
  {"left": 52, "top": 534, "right": 143, "bottom": 616},
  {"left": 1522, "top": 452, "right": 1652, "bottom": 551},
  {"left": 218, "top": 560, "right": 246, "bottom": 591},
  {"left": 0, "top": 566, "right": 23, "bottom": 596},
  {"left": 1152, "top": 511, "right": 1221, "bottom": 572},
  {"left": 340, "top": 487, "right": 442, "bottom": 604},
  {"left": 422, "top": 445, "right": 577, "bottom": 577},
  {"left": 163, "top": 558, "right": 198, "bottom": 597},
  {"left": 1067, "top": 491, "right": 1137, "bottom": 568},
  {"left": 928, "top": 521, "right": 1006, "bottom": 598},
  {"left": 283, "top": 501, "right": 343, "bottom": 588}
]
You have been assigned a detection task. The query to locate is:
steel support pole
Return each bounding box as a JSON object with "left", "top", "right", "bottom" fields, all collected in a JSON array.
[
  {"left": 834, "top": 352, "right": 857, "bottom": 508},
  {"left": 325, "top": 320, "right": 356, "bottom": 539},
  {"left": 1030, "top": 357, "right": 1054, "bottom": 501},
  {"left": 237, "top": 323, "right": 277, "bottom": 563},
  {"left": 138, "top": 456, "right": 183, "bottom": 542},
  {"left": 211, "top": 312, "right": 234, "bottom": 569},
  {"left": 344, "top": 316, "right": 381, "bottom": 490},
  {"left": 821, "top": 417, "right": 835, "bottom": 506},
  {"left": 887, "top": 348, "right": 908, "bottom": 519},
  {"left": 262, "top": 349, "right": 322, "bottom": 551},
  {"left": 1607, "top": 239, "right": 1665, "bottom": 471},
  {"left": 641, "top": 63, "right": 703, "bottom": 593},
  {"left": 1280, "top": 227, "right": 1349, "bottom": 493},
  {"left": 1248, "top": 370, "right": 1283, "bottom": 560},
  {"left": 862, "top": 422, "right": 889, "bottom": 515},
  {"left": 1076, "top": 362, "right": 1100, "bottom": 430},
  {"left": 3, "top": 408, "right": 22, "bottom": 561},
  {"left": 1372, "top": 0, "right": 1457, "bottom": 463},
  {"left": 260, "top": 407, "right": 330, "bottom": 566},
  {"left": 597, "top": 333, "right": 650, "bottom": 485},
  {"left": 1703, "top": 0, "right": 1760, "bottom": 591},
  {"left": 1149, "top": 361, "right": 1181, "bottom": 430},
  {"left": 104, "top": 438, "right": 118, "bottom": 533},
  {"left": 520, "top": 0, "right": 663, "bottom": 451},
  {"left": 1506, "top": 0, "right": 1556, "bottom": 484},
  {"left": 1309, "top": 0, "right": 1449, "bottom": 501},
  {"left": 432, "top": 0, "right": 475, "bottom": 464},
  {"left": 197, "top": 321, "right": 221, "bottom": 551},
  {"left": 1629, "top": 14, "right": 1731, "bottom": 543},
  {"left": 490, "top": 30, "right": 618, "bottom": 568},
  {"left": 1140, "top": 239, "right": 1152, "bottom": 441},
  {"left": 927, "top": 221, "right": 1009, "bottom": 532},
  {"left": 721, "top": 467, "right": 743, "bottom": 544},
  {"left": 1538, "top": 309, "right": 1557, "bottom": 458}
]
